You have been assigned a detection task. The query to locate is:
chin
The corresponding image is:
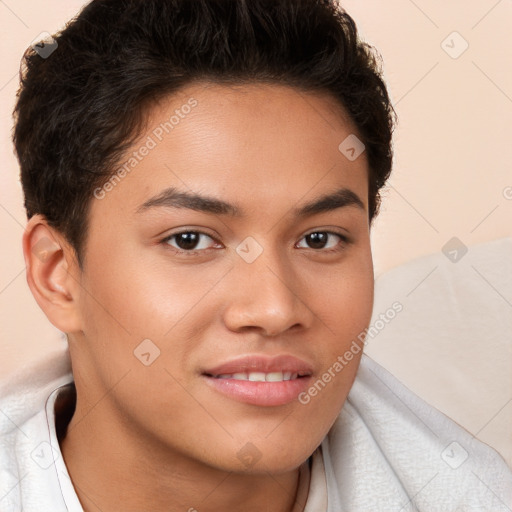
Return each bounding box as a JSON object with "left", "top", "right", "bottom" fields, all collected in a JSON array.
[{"left": 217, "top": 432, "right": 322, "bottom": 475}]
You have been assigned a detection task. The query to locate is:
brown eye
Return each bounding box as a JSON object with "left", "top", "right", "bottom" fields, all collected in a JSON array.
[
  {"left": 297, "top": 231, "right": 348, "bottom": 252},
  {"left": 162, "top": 231, "right": 218, "bottom": 253},
  {"left": 305, "top": 232, "right": 328, "bottom": 249},
  {"left": 174, "top": 232, "right": 201, "bottom": 250}
]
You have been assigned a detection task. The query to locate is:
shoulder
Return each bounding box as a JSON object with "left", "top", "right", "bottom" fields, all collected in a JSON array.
[
  {"left": 0, "top": 347, "right": 73, "bottom": 511},
  {"left": 0, "top": 346, "right": 73, "bottom": 435},
  {"left": 323, "top": 354, "right": 512, "bottom": 511}
]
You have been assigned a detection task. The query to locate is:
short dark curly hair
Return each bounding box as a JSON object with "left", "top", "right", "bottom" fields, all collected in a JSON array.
[{"left": 13, "top": 0, "right": 397, "bottom": 267}]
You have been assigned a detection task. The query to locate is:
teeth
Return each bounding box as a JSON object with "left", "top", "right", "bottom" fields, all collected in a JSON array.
[
  {"left": 248, "top": 372, "right": 266, "bottom": 382},
  {"left": 215, "top": 371, "right": 301, "bottom": 382},
  {"left": 265, "top": 372, "right": 284, "bottom": 382}
]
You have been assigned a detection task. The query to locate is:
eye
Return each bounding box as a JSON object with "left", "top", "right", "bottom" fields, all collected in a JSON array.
[
  {"left": 160, "top": 229, "right": 350, "bottom": 257},
  {"left": 296, "top": 231, "right": 348, "bottom": 252},
  {"left": 162, "top": 231, "right": 220, "bottom": 253}
]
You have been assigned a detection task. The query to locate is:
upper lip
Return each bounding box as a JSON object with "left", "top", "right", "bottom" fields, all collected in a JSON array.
[{"left": 203, "top": 354, "right": 314, "bottom": 377}]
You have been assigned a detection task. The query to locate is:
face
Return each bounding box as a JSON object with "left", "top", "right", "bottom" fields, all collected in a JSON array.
[{"left": 70, "top": 82, "right": 374, "bottom": 474}]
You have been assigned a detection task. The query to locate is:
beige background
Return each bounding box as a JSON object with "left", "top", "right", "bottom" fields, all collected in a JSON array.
[{"left": 1, "top": 0, "right": 511, "bottom": 463}]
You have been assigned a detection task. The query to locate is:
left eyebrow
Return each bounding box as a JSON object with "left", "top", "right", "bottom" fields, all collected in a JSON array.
[
  {"left": 293, "top": 188, "right": 365, "bottom": 217},
  {"left": 136, "top": 186, "right": 365, "bottom": 217}
]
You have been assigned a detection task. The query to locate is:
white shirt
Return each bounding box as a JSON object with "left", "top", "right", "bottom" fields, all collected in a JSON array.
[{"left": 1, "top": 348, "right": 511, "bottom": 511}]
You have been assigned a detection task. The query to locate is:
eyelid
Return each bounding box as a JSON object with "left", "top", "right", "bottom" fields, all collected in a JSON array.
[{"left": 302, "top": 227, "right": 350, "bottom": 241}]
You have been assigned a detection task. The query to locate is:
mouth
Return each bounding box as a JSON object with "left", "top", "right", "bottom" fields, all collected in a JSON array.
[
  {"left": 205, "top": 371, "right": 310, "bottom": 382},
  {"left": 201, "top": 355, "right": 313, "bottom": 406}
]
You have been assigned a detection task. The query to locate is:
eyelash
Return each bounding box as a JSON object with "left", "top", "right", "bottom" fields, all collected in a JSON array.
[{"left": 160, "top": 230, "right": 350, "bottom": 256}]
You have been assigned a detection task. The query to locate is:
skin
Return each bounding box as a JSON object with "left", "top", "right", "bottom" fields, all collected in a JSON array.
[{"left": 23, "top": 82, "right": 374, "bottom": 512}]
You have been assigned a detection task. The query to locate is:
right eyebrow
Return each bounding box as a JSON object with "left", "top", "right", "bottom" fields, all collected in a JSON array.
[{"left": 136, "top": 187, "right": 242, "bottom": 216}]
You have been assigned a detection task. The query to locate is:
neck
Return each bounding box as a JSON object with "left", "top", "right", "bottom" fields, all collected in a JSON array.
[{"left": 57, "top": 387, "right": 308, "bottom": 512}]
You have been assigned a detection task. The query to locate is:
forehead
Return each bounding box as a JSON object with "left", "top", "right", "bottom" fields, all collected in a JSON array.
[{"left": 91, "top": 81, "right": 369, "bottom": 220}]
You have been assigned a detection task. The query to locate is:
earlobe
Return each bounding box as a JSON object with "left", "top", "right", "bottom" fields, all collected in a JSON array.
[{"left": 23, "top": 215, "right": 82, "bottom": 333}]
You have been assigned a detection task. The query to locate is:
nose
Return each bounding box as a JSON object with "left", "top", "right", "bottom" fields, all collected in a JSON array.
[{"left": 222, "top": 245, "right": 315, "bottom": 337}]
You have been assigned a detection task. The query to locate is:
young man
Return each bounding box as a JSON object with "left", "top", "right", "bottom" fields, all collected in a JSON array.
[{"left": 2, "top": 0, "right": 511, "bottom": 510}]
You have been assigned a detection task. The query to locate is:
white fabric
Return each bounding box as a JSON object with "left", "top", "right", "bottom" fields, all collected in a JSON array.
[
  {"left": 366, "top": 236, "right": 512, "bottom": 467},
  {"left": 1, "top": 346, "right": 511, "bottom": 511}
]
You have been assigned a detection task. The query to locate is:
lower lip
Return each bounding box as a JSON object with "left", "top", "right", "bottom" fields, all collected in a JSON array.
[{"left": 202, "top": 375, "right": 312, "bottom": 406}]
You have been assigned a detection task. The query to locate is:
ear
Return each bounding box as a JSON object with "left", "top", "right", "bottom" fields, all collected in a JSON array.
[{"left": 22, "top": 215, "right": 83, "bottom": 333}]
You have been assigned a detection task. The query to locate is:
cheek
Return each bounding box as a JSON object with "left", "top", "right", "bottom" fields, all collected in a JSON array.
[
  {"left": 76, "top": 238, "right": 164, "bottom": 366},
  {"left": 290, "top": 245, "right": 373, "bottom": 408},
  {"left": 77, "top": 240, "right": 230, "bottom": 379},
  {"left": 309, "top": 247, "right": 374, "bottom": 345},
  {"left": 307, "top": 248, "right": 373, "bottom": 400},
  {"left": 80, "top": 240, "right": 191, "bottom": 336}
]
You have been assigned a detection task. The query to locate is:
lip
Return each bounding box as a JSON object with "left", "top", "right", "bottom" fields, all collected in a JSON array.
[
  {"left": 203, "top": 354, "right": 314, "bottom": 376},
  {"left": 202, "top": 354, "right": 313, "bottom": 407}
]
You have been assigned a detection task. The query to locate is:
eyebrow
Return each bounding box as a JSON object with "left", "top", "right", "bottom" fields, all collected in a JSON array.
[{"left": 136, "top": 186, "right": 365, "bottom": 217}]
